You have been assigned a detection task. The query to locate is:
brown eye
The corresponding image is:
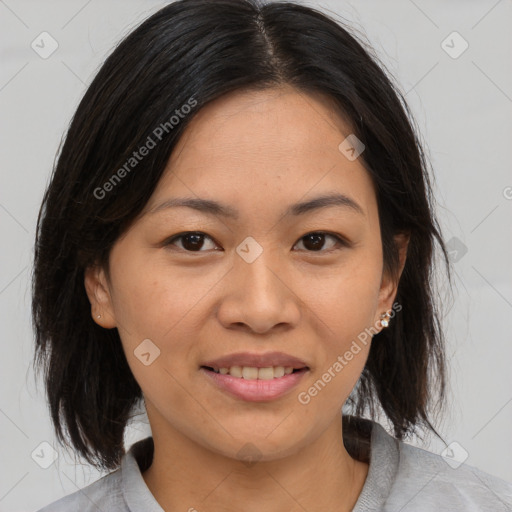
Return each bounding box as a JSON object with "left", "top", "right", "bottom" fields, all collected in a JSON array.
[
  {"left": 166, "top": 232, "right": 218, "bottom": 252},
  {"left": 294, "top": 232, "right": 345, "bottom": 252},
  {"left": 165, "top": 231, "right": 346, "bottom": 253}
]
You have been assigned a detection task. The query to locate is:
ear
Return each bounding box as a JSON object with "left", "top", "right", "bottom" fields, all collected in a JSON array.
[
  {"left": 376, "top": 232, "right": 409, "bottom": 326},
  {"left": 84, "top": 264, "right": 117, "bottom": 329}
]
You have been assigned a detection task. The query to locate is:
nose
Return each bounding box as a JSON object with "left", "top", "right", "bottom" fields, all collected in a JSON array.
[{"left": 216, "top": 248, "right": 301, "bottom": 334}]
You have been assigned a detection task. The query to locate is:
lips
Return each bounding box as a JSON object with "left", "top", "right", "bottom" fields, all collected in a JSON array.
[{"left": 200, "top": 351, "right": 309, "bottom": 371}]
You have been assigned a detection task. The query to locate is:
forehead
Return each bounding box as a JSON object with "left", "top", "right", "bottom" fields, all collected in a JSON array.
[
  {"left": 172, "top": 86, "right": 355, "bottom": 158},
  {"left": 143, "top": 86, "right": 376, "bottom": 220}
]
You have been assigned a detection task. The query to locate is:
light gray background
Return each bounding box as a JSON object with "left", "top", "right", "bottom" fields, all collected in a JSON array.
[{"left": 1, "top": 0, "right": 511, "bottom": 510}]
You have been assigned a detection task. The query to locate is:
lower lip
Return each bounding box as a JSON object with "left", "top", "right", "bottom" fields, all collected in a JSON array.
[{"left": 200, "top": 367, "right": 309, "bottom": 402}]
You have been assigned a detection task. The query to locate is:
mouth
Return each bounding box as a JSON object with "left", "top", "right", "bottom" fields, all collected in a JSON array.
[
  {"left": 200, "top": 365, "right": 308, "bottom": 379},
  {"left": 199, "top": 364, "right": 310, "bottom": 402},
  {"left": 199, "top": 351, "right": 310, "bottom": 381}
]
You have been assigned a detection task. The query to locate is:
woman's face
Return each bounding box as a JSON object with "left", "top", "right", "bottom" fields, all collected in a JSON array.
[{"left": 86, "top": 86, "right": 406, "bottom": 461}]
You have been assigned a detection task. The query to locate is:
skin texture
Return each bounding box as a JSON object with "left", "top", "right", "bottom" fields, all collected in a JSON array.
[{"left": 85, "top": 85, "right": 408, "bottom": 511}]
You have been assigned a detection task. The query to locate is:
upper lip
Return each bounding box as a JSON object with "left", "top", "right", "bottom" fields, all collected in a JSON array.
[{"left": 201, "top": 351, "right": 309, "bottom": 370}]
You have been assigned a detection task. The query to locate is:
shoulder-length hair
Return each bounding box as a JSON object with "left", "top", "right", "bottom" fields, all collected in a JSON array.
[{"left": 32, "top": 0, "right": 451, "bottom": 471}]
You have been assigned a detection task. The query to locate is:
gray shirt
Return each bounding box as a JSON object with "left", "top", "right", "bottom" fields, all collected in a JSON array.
[{"left": 36, "top": 419, "right": 512, "bottom": 511}]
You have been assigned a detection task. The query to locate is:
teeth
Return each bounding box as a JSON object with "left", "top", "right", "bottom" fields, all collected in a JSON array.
[{"left": 211, "top": 366, "right": 298, "bottom": 379}]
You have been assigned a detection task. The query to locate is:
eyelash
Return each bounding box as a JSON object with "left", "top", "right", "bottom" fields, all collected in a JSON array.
[{"left": 164, "top": 231, "right": 349, "bottom": 254}]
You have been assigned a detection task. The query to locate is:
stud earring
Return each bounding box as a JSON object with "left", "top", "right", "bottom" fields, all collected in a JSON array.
[
  {"left": 97, "top": 314, "right": 101, "bottom": 319},
  {"left": 379, "top": 311, "right": 391, "bottom": 328}
]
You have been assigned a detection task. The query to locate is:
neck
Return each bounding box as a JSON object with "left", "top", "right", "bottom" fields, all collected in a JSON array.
[{"left": 141, "top": 414, "right": 369, "bottom": 512}]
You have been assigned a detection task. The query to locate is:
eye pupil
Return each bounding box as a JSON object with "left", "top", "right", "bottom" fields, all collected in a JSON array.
[
  {"left": 182, "top": 233, "right": 204, "bottom": 251},
  {"left": 303, "top": 233, "right": 325, "bottom": 251}
]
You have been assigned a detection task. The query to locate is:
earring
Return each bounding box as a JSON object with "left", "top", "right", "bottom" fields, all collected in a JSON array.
[
  {"left": 97, "top": 314, "right": 101, "bottom": 319},
  {"left": 379, "top": 311, "right": 391, "bottom": 328}
]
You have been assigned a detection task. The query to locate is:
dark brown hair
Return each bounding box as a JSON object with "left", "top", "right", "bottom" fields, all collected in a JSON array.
[{"left": 32, "top": 0, "right": 452, "bottom": 471}]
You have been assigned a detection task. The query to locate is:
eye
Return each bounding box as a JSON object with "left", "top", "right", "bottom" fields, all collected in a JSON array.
[
  {"left": 165, "top": 231, "right": 220, "bottom": 252},
  {"left": 164, "top": 230, "right": 348, "bottom": 253},
  {"left": 294, "top": 232, "right": 347, "bottom": 252}
]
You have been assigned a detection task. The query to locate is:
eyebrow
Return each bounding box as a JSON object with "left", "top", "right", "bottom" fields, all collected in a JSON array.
[{"left": 147, "top": 192, "right": 364, "bottom": 219}]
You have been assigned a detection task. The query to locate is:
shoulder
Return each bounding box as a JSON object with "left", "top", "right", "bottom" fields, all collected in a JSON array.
[
  {"left": 35, "top": 468, "right": 125, "bottom": 512},
  {"left": 389, "top": 434, "right": 512, "bottom": 511},
  {"left": 35, "top": 437, "right": 158, "bottom": 512},
  {"left": 353, "top": 419, "right": 512, "bottom": 512}
]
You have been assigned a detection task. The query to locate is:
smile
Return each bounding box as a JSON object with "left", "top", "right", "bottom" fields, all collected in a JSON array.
[{"left": 200, "top": 366, "right": 309, "bottom": 402}]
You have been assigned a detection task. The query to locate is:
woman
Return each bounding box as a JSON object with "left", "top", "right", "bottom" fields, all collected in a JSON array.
[{"left": 32, "top": 0, "right": 512, "bottom": 510}]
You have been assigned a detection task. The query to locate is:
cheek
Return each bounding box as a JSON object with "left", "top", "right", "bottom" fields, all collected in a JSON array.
[
  {"left": 112, "top": 269, "right": 201, "bottom": 414},
  {"left": 304, "top": 252, "right": 382, "bottom": 333},
  {"left": 108, "top": 257, "right": 227, "bottom": 397},
  {"left": 299, "top": 249, "right": 381, "bottom": 388},
  {"left": 109, "top": 250, "right": 221, "bottom": 340}
]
